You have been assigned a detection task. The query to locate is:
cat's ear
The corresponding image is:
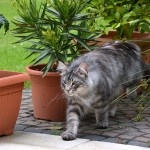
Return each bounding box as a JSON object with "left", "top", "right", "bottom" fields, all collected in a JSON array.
[
  {"left": 77, "top": 63, "right": 88, "bottom": 77},
  {"left": 57, "top": 61, "right": 67, "bottom": 76}
]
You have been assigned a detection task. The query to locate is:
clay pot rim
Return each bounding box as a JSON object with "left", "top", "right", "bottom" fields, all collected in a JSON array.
[
  {"left": 26, "top": 64, "right": 60, "bottom": 77},
  {"left": 0, "top": 70, "right": 29, "bottom": 87},
  {"left": 100, "top": 30, "right": 150, "bottom": 39}
]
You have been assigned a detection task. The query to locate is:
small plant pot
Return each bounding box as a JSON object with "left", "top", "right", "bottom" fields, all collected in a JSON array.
[
  {"left": 96, "top": 31, "right": 150, "bottom": 63},
  {"left": 0, "top": 71, "right": 29, "bottom": 136},
  {"left": 26, "top": 64, "right": 67, "bottom": 122}
]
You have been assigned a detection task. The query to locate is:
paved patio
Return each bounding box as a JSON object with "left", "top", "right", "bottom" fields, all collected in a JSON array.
[
  {"left": 15, "top": 89, "right": 150, "bottom": 148},
  {"left": 0, "top": 131, "right": 149, "bottom": 150}
]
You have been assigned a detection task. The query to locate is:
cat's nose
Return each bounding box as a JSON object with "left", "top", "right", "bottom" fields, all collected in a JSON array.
[
  {"left": 66, "top": 88, "right": 72, "bottom": 94},
  {"left": 66, "top": 89, "right": 70, "bottom": 93}
]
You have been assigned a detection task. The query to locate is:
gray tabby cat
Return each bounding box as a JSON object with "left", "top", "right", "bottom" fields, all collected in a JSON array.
[{"left": 57, "top": 41, "right": 144, "bottom": 141}]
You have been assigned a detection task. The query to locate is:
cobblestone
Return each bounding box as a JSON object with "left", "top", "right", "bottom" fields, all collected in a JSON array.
[
  {"left": 23, "top": 127, "right": 45, "bottom": 133},
  {"left": 128, "top": 140, "right": 150, "bottom": 147},
  {"left": 140, "top": 129, "right": 150, "bottom": 133},
  {"left": 15, "top": 125, "right": 28, "bottom": 131},
  {"left": 118, "top": 134, "right": 135, "bottom": 140},
  {"left": 15, "top": 89, "right": 150, "bottom": 148},
  {"left": 80, "top": 129, "right": 103, "bottom": 135},
  {"left": 123, "top": 131, "right": 145, "bottom": 137},
  {"left": 143, "top": 134, "right": 150, "bottom": 138},
  {"left": 102, "top": 132, "right": 119, "bottom": 137},
  {"left": 134, "top": 137, "right": 150, "bottom": 143},
  {"left": 111, "top": 129, "right": 126, "bottom": 134},
  {"left": 102, "top": 137, "right": 128, "bottom": 144}
]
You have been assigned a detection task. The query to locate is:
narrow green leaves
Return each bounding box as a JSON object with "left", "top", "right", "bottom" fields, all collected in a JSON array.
[{"left": 12, "top": 0, "right": 99, "bottom": 76}]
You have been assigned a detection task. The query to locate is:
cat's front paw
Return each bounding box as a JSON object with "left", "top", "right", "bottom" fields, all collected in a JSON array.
[
  {"left": 96, "top": 123, "right": 108, "bottom": 129},
  {"left": 61, "top": 131, "right": 76, "bottom": 141}
]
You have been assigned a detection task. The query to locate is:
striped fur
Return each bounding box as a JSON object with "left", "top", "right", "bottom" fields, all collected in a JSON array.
[{"left": 57, "top": 41, "right": 144, "bottom": 141}]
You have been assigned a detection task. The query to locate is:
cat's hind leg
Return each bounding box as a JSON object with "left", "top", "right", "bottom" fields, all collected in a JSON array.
[{"left": 95, "top": 107, "right": 109, "bottom": 129}]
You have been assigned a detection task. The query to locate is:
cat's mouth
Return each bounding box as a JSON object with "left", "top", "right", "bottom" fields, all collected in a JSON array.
[{"left": 65, "top": 90, "right": 75, "bottom": 96}]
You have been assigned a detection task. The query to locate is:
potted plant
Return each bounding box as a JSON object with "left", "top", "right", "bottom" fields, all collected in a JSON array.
[
  {"left": 12, "top": 0, "right": 99, "bottom": 121},
  {"left": 85, "top": 0, "right": 150, "bottom": 58},
  {"left": 0, "top": 15, "right": 29, "bottom": 136},
  {"left": 84, "top": 0, "right": 150, "bottom": 96}
]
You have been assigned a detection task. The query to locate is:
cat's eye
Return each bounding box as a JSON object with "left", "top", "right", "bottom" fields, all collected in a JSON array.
[
  {"left": 72, "top": 80, "right": 76, "bottom": 85},
  {"left": 72, "top": 80, "right": 79, "bottom": 86}
]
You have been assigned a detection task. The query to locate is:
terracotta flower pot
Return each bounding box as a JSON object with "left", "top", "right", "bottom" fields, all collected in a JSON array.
[
  {"left": 0, "top": 71, "right": 29, "bottom": 136},
  {"left": 26, "top": 64, "right": 67, "bottom": 121},
  {"left": 96, "top": 31, "right": 150, "bottom": 63}
]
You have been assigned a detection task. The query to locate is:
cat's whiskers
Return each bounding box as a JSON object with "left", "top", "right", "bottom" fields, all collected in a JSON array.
[{"left": 46, "top": 92, "right": 64, "bottom": 110}]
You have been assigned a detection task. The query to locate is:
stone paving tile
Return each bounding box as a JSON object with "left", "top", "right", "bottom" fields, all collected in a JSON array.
[
  {"left": 146, "top": 117, "right": 150, "bottom": 122},
  {"left": 18, "top": 117, "right": 34, "bottom": 122},
  {"left": 127, "top": 127, "right": 140, "bottom": 132},
  {"left": 134, "top": 137, "right": 150, "bottom": 143},
  {"left": 102, "top": 137, "right": 128, "bottom": 144},
  {"left": 127, "top": 131, "right": 145, "bottom": 137},
  {"left": 15, "top": 125, "right": 28, "bottom": 131},
  {"left": 140, "top": 129, "right": 150, "bottom": 133},
  {"left": 22, "top": 95, "right": 32, "bottom": 99},
  {"left": 36, "top": 123, "right": 53, "bottom": 127},
  {"left": 80, "top": 129, "right": 103, "bottom": 135},
  {"left": 111, "top": 129, "right": 126, "bottom": 134},
  {"left": 102, "top": 132, "right": 119, "bottom": 137},
  {"left": 16, "top": 120, "right": 25, "bottom": 124},
  {"left": 134, "top": 121, "right": 150, "bottom": 126},
  {"left": 128, "top": 140, "right": 150, "bottom": 147},
  {"left": 19, "top": 113, "right": 32, "bottom": 117},
  {"left": 15, "top": 89, "right": 150, "bottom": 148},
  {"left": 118, "top": 134, "right": 136, "bottom": 140},
  {"left": 23, "top": 127, "right": 45, "bottom": 133},
  {"left": 21, "top": 121, "right": 41, "bottom": 126},
  {"left": 143, "top": 134, "right": 150, "bottom": 138}
]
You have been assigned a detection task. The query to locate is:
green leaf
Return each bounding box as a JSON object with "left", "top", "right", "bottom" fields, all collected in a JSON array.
[
  {"left": 46, "top": 8, "right": 60, "bottom": 17},
  {"left": 24, "top": 47, "right": 45, "bottom": 53},
  {"left": 58, "top": 53, "right": 67, "bottom": 63},
  {"left": 140, "top": 22, "right": 150, "bottom": 32},
  {"left": 68, "top": 33, "right": 91, "bottom": 51},
  {"left": 13, "top": 33, "right": 36, "bottom": 43},
  {"left": 73, "top": 13, "right": 89, "bottom": 21},
  {"left": 42, "top": 54, "right": 55, "bottom": 76},
  {"left": 114, "top": 23, "right": 121, "bottom": 29},
  {"left": 33, "top": 50, "right": 51, "bottom": 66},
  {"left": 29, "top": 41, "right": 52, "bottom": 49},
  {"left": 26, "top": 51, "right": 35, "bottom": 60},
  {"left": 128, "top": 19, "right": 140, "bottom": 25},
  {"left": 115, "top": 11, "right": 120, "bottom": 20}
]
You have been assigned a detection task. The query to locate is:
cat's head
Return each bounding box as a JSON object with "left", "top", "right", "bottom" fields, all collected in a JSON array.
[{"left": 57, "top": 61, "right": 89, "bottom": 97}]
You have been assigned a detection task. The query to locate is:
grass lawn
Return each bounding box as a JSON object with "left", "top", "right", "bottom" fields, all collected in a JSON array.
[{"left": 0, "top": 0, "right": 39, "bottom": 88}]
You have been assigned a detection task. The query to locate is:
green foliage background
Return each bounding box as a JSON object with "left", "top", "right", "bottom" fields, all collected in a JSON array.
[{"left": 0, "top": 0, "right": 39, "bottom": 88}]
